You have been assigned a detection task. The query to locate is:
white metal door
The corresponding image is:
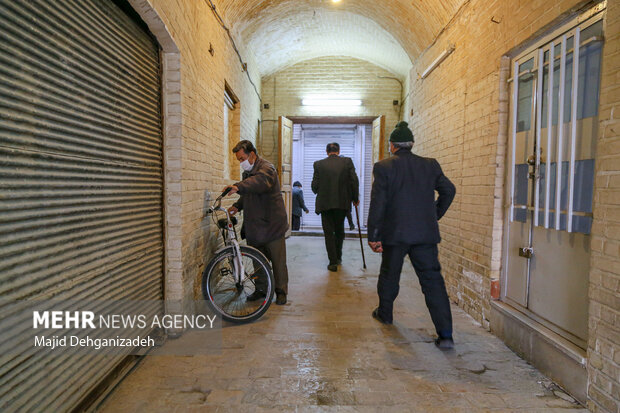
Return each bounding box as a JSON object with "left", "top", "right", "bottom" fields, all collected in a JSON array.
[
  {"left": 504, "top": 14, "right": 604, "bottom": 347},
  {"left": 505, "top": 51, "right": 537, "bottom": 308}
]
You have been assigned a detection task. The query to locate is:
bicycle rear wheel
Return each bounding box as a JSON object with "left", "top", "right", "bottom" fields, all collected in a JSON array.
[{"left": 202, "top": 246, "right": 275, "bottom": 323}]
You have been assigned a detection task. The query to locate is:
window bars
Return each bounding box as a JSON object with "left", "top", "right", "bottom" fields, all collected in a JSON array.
[{"left": 508, "top": 15, "right": 603, "bottom": 234}]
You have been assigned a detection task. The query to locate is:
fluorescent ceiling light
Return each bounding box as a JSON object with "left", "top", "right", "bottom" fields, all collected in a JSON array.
[
  {"left": 421, "top": 44, "right": 455, "bottom": 79},
  {"left": 302, "top": 98, "right": 362, "bottom": 106}
]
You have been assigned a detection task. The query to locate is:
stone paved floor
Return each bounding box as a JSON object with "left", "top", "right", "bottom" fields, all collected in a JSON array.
[{"left": 99, "top": 237, "right": 587, "bottom": 412}]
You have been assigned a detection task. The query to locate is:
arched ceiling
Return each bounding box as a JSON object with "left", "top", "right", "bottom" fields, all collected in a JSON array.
[{"left": 216, "top": 0, "right": 465, "bottom": 77}]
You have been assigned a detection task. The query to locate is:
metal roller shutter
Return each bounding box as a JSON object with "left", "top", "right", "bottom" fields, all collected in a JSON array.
[
  {"left": 363, "top": 124, "right": 372, "bottom": 226},
  {"left": 0, "top": 0, "right": 163, "bottom": 411}
]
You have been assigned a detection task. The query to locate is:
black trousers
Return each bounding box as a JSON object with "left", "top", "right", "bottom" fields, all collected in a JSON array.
[
  {"left": 292, "top": 214, "right": 301, "bottom": 231},
  {"left": 377, "top": 243, "right": 452, "bottom": 338},
  {"left": 320, "top": 208, "right": 347, "bottom": 265},
  {"left": 253, "top": 237, "right": 289, "bottom": 294}
]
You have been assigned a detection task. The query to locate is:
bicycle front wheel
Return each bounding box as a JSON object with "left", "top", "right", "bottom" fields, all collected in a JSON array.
[{"left": 202, "top": 246, "right": 275, "bottom": 323}]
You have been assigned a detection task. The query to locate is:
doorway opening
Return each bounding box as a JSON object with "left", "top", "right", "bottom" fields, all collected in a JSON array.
[{"left": 291, "top": 122, "right": 373, "bottom": 233}]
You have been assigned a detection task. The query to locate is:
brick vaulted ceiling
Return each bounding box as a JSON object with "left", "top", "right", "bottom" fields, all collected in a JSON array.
[{"left": 216, "top": 0, "right": 466, "bottom": 77}]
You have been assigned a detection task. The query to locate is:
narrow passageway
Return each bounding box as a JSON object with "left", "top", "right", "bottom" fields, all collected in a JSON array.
[
  {"left": 99, "top": 237, "right": 586, "bottom": 412},
  {"left": 1, "top": 0, "right": 617, "bottom": 410}
]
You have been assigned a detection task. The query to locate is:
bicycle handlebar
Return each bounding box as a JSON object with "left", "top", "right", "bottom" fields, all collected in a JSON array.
[
  {"left": 207, "top": 188, "right": 234, "bottom": 218},
  {"left": 208, "top": 187, "right": 234, "bottom": 214},
  {"left": 220, "top": 187, "right": 232, "bottom": 198}
]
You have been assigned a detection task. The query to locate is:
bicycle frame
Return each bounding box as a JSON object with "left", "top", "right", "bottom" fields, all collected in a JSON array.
[{"left": 207, "top": 196, "right": 245, "bottom": 285}]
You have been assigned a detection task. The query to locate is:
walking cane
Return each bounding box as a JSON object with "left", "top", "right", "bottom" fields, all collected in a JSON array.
[{"left": 354, "top": 204, "right": 367, "bottom": 269}]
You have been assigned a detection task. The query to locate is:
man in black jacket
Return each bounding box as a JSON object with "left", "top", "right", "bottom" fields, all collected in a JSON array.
[
  {"left": 312, "top": 142, "right": 359, "bottom": 272},
  {"left": 367, "top": 122, "right": 456, "bottom": 349},
  {"left": 225, "top": 140, "right": 289, "bottom": 305}
]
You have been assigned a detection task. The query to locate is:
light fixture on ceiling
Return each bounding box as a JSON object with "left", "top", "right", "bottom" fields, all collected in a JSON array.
[
  {"left": 301, "top": 98, "right": 362, "bottom": 106},
  {"left": 332, "top": 0, "right": 342, "bottom": 3}
]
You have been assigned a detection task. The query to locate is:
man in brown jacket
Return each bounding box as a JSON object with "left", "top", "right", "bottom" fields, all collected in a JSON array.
[{"left": 224, "top": 140, "right": 289, "bottom": 305}]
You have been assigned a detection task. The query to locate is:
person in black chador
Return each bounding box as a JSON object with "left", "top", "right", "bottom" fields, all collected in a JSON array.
[
  {"left": 367, "top": 121, "right": 456, "bottom": 350},
  {"left": 291, "top": 181, "right": 309, "bottom": 231},
  {"left": 312, "top": 142, "right": 359, "bottom": 272}
]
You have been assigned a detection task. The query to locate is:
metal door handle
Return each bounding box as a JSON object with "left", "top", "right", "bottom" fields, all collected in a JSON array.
[
  {"left": 518, "top": 247, "right": 533, "bottom": 258},
  {"left": 527, "top": 155, "right": 536, "bottom": 165}
]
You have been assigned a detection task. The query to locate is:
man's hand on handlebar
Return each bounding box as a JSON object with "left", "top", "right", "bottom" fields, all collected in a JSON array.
[
  {"left": 228, "top": 206, "right": 239, "bottom": 216},
  {"left": 222, "top": 185, "right": 239, "bottom": 196}
]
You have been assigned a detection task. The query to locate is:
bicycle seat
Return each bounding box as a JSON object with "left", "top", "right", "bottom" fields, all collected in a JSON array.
[{"left": 217, "top": 216, "right": 237, "bottom": 229}]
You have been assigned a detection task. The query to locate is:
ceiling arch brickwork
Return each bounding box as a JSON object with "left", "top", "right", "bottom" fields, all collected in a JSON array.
[{"left": 216, "top": 0, "right": 466, "bottom": 77}]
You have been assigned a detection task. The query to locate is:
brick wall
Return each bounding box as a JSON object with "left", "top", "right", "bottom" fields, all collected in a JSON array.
[
  {"left": 588, "top": 0, "right": 620, "bottom": 411},
  {"left": 259, "top": 56, "right": 404, "bottom": 166},
  {"left": 406, "top": 0, "right": 619, "bottom": 410},
  {"left": 141, "top": 0, "right": 262, "bottom": 304}
]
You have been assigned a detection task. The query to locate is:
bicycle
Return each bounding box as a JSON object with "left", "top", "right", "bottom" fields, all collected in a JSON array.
[{"left": 201, "top": 188, "right": 275, "bottom": 323}]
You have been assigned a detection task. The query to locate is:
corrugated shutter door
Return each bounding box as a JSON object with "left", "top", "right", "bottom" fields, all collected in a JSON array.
[
  {"left": 301, "top": 128, "right": 356, "bottom": 228},
  {"left": 363, "top": 125, "right": 372, "bottom": 226},
  {"left": 0, "top": 0, "right": 163, "bottom": 411}
]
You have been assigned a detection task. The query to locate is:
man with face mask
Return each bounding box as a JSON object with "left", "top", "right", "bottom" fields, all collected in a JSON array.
[
  {"left": 367, "top": 122, "right": 456, "bottom": 349},
  {"left": 224, "top": 140, "right": 289, "bottom": 305}
]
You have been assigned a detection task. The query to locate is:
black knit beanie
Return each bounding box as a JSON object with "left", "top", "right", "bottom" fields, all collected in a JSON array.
[{"left": 389, "top": 121, "right": 414, "bottom": 142}]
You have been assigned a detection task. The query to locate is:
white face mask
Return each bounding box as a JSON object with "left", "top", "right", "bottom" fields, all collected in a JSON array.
[{"left": 240, "top": 158, "right": 254, "bottom": 172}]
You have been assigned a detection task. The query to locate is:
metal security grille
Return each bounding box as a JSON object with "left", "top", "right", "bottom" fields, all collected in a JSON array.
[
  {"left": 508, "top": 17, "right": 603, "bottom": 234},
  {"left": 0, "top": 0, "right": 163, "bottom": 411}
]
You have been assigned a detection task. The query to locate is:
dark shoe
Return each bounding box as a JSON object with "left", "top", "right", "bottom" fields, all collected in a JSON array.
[
  {"left": 434, "top": 337, "right": 454, "bottom": 350},
  {"left": 372, "top": 308, "right": 392, "bottom": 325},
  {"left": 349, "top": 226, "right": 355, "bottom": 231},
  {"left": 327, "top": 264, "right": 338, "bottom": 272},
  {"left": 275, "top": 292, "right": 287, "bottom": 305},
  {"left": 246, "top": 290, "right": 266, "bottom": 302}
]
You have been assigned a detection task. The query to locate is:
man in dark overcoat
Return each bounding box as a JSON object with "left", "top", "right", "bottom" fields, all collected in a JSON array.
[
  {"left": 225, "top": 140, "right": 289, "bottom": 305},
  {"left": 367, "top": 122, "right": 456, "bottom": 349},
  {"left": 311, "top": 142, "right": 359, "bottom": 272}
]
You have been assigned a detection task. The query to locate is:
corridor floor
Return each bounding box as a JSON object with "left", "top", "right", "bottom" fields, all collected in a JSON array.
[{"left": 99, "top": 237, "right": 587, "bottom": 412}]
